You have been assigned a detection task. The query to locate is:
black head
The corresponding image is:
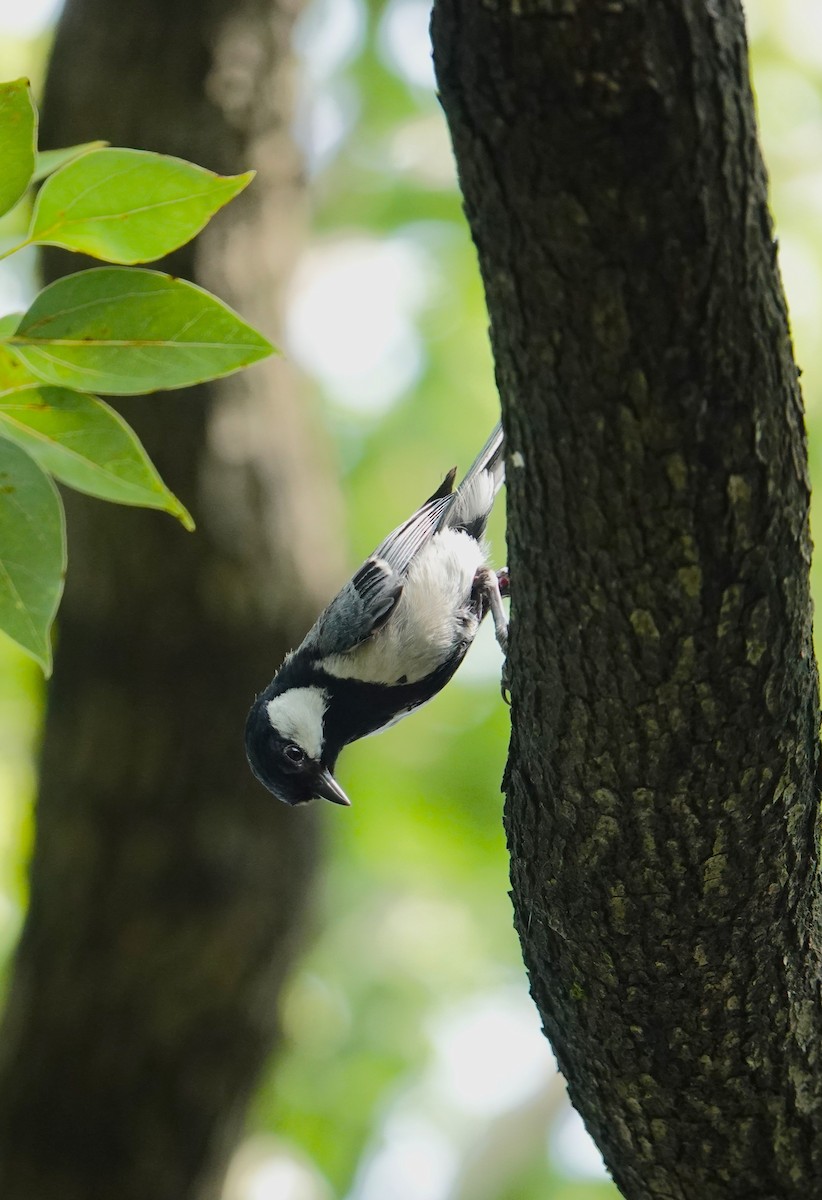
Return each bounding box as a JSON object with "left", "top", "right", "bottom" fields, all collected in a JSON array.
[{"left": 244, "top": 690, "right": 351, "bottom": 807}]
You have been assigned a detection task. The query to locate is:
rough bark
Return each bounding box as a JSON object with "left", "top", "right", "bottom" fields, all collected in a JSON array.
[
  {"left": 432, "top": 2, "right": 822, "bottom": 1197},
  {"left": 0, "top": 1, "right": 341, "bottom": 1198}
]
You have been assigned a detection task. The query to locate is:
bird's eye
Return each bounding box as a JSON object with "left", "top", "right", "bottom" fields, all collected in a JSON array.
[{"left": 283, "top": 743, "right": 305, "bottom": 765}]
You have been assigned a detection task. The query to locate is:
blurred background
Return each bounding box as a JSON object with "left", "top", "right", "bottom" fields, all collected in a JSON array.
[{"left": 0, "top": 1, "right": 819, "bottom": 1197}]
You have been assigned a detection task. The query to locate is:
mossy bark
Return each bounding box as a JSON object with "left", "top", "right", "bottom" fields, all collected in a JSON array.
[{"left": 432, "top": 2, "right": 822, "bottom": 1196}]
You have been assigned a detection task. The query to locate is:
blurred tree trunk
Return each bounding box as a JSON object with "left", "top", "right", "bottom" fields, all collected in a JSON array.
[
  {"left": 0, "top": 1, "right": 342, "bottom": 1198},
  {"left": 433, "top": 1, "right": 822, "bottom": 1197}
]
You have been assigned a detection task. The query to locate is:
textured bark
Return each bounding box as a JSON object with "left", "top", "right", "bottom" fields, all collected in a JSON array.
[
  {"left": 432, "top": 2, "right": 822, "bottom": 1197},
  {"left": 0, "top": 1, "right": 340, "bottom": 1198}
]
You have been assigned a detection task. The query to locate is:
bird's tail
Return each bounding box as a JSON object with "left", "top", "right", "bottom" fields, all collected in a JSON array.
[
  {"left": 442, "top": 422, "right": 505, "bottom": 539},
  {"left": 464, "top": 422, "right": 505, "bottom": 494}
]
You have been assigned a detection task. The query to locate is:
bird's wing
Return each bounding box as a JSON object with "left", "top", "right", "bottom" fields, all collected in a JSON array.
[
  {"left": 304, "top": 561, "right": 401, "bottom": 655},
  {"left": 303, "top": 492, "right": 453, "bottom": 656},
  {"left": 374, "top": 492, "right": 453, "bottom": 574},
  {"left": 300, "top": 424, "right": 504, "bottom": 661}
]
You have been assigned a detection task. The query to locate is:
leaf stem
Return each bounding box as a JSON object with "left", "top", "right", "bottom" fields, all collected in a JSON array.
[{"left": 0, "top": 237, "right": 32, "bottom": 264}]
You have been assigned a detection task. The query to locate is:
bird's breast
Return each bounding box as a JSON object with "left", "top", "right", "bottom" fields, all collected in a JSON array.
[
  {"left": 321, "top": 529, "right": 486, "bottom": 686},
  {"left": 321, "top": 645, "right": 473, "bottom": 752}
]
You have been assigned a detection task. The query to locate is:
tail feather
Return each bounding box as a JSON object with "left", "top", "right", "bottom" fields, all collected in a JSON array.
[
  {"left": 462, "top": 422, "right": 505, "bottom": 493},
  {"left": 441, "top": 422, "right": 505, "bottom": 538}
]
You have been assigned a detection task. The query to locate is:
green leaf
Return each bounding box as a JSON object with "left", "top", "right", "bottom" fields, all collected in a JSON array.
[
  {"left": 0, "top": 387, "right": 194, "bottom": 528},
  {"left": 32, "top": 141, "right": 107, "bottom": 184},
  {"left": 29, "top": 147, "right": 254, "bottom": 263},
  {"left": 0, "top": 313, "right": 23, "bottom": 340},
  {"left": 8, "top": 267, "right": 274, "bottom": 394},
  {"left": 0, "top": 437, "right": 65, "bottom": 673},
  {"left": 0, "top": 79, "right": 37, "bottom": 219},
  {"left": 0, "top": 343, "right": 40, "bottom": 398}
]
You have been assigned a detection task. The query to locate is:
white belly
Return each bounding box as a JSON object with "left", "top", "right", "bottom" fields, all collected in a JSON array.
[{"left": 322, "top": 529, "right": 486, "bottom": 685}]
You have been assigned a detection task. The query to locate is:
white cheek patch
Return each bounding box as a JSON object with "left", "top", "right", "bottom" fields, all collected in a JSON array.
[{"left": 266, "top": 687, "right": 328, "bottom": 761}]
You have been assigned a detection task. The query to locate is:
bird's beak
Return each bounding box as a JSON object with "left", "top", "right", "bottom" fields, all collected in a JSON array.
[{"left": 315, "top": 767, "right": 351, "bottom": 807}]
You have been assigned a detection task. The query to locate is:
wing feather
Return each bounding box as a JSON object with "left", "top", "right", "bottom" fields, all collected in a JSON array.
[
  {"left": 296, "top": 428, "right": 503, "bottom": 659},
  {"left": 374, "top": 494, "right": 452, "bottom": 575}
]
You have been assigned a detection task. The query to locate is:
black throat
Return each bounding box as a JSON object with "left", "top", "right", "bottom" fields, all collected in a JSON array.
[{"left": 273, "top": 645, "right": 470, "bottom": 770}]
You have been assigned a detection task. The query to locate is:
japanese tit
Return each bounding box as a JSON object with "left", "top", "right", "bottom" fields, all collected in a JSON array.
[{"left": 245, "top": 423, "right": 509, "bottom": 807}]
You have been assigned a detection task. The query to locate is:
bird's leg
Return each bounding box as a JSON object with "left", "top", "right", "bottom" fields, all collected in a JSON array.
[
  {"left": 471, "top": 567, "right": 511, "bottom": 699},
  {"left": 479, "top": 566, "right": 511, "bottom": 702},
  {"left": 474, "top": 565, "right": 510, "bottom": 707},
  {"left": 485, "top": 571, "right": 509, "bottom": 654}
]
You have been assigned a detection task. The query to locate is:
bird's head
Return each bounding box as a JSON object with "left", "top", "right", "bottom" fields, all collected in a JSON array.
[{"left": 244, "top": 685, "right": 351, "bottom": 807}]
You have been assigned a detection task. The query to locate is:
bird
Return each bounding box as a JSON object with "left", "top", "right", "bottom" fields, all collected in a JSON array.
[{"left": 245, "top": 423, "right": 509, "bottom": 807}]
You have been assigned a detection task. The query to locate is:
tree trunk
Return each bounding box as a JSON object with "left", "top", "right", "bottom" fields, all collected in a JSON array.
[
  {"left": 0, "top": 1, "right": 340, "bottom": 1198},
  {"left": 432, "top": 2, "right": 822, "bottom": 1197}
]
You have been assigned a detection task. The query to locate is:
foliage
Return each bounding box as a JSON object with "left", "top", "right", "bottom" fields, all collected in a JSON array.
[{"left": 0, "top": 78, "right": 272, "bottom": 672}]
